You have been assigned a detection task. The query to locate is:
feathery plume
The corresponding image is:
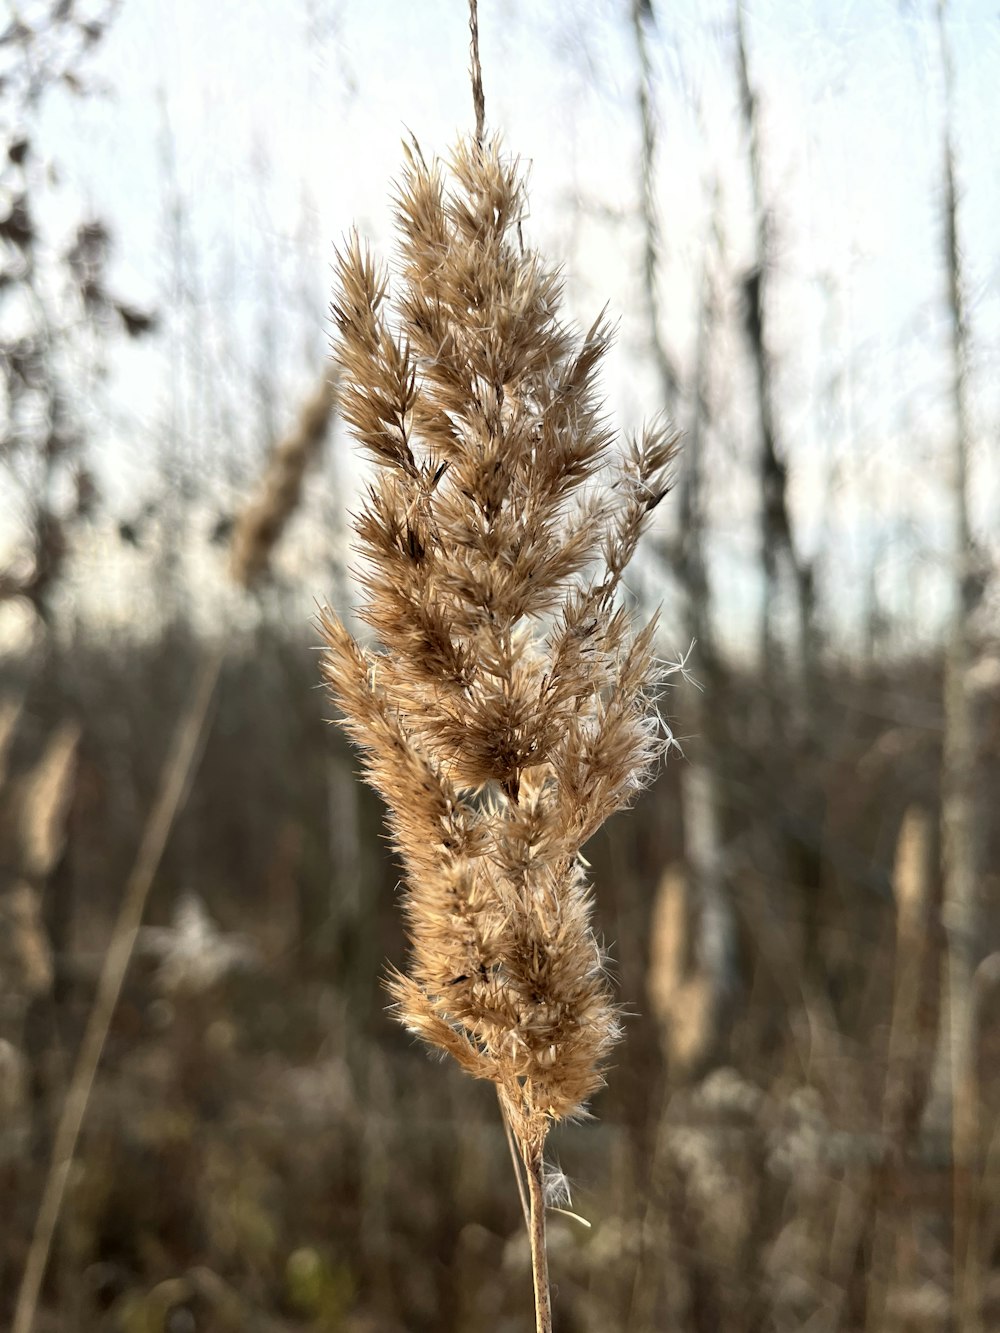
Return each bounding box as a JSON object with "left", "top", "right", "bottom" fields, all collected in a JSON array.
[
  {"left": 319, "top": 134, "right": 677, "bottom": 1321},
  {"left": 230, "top": 373, "right": 338, "bottom": 588}
]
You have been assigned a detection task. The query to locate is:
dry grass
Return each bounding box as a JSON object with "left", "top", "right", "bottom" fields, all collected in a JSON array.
[
  {"left": 319, "top": 134, "right": 676, "bottom": 1327},
  {"left": 0, "top": 718, "right": 78, "bottom": 1025},
  {"left": 230, "top": 373, "right": 339, "bottom": 589},
  {"left": 4, "top": 628, "right": 999, "bottom": 1330},
  {"left": 11, "top": 647, "right": 224, "bottom": 1333}
]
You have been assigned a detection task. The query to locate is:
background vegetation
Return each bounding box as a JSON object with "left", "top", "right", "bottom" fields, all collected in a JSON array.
[{"left": 1, "top": 1, "right": 998, "bottom": 1330}]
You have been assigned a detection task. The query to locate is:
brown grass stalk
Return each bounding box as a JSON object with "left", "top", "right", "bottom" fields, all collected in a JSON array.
[
  {"left": 865, "top": 806, "right": 938, "bottom": 1332},
  {"left": 525, "top": 1144, "right": 552, "bottom": 1333},
  {"left": 12, "top": 646, "right": 223, "bottom": 1333},
  {"left": 319, "top": 135, "right": 676, "bottom": 1328}
]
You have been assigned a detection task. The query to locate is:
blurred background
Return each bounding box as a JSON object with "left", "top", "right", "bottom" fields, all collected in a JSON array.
[{"left": 1, "top": 0, "right": 999, "bottom": 1330}]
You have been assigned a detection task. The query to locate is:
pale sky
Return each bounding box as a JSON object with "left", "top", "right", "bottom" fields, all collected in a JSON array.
[{"left": 5, "top": 0, "right": 1000, "bottom": 653}]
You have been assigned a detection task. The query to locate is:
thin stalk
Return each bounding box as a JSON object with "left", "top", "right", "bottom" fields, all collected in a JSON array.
[
  {"left": 13, "top": 645, "right": 224, "bottom": 1333},
  {"left": 468, "top": 0, "right": 486, "bottom": 149},
  {"left": 499, "top": 1091, "right": 531, "bottom": 1229},
  {"left": 524, "top": 1145, "right": 552, "bottom": 1333}
]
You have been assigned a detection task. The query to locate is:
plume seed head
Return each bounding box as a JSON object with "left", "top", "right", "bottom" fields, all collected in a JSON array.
[{"left": 320, "top": 135, "right": 678, "bottom": 1145}]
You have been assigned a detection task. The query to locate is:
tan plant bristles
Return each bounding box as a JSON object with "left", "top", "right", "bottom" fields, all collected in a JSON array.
[
  {"left": 230, "top": 373, "right": 338, "bottom": 588},
  {"left": 648, "top": 863, "right": 716, "bottom": 1075},
  {"left": 319, "top": 131, "right": 675, "bottom": 1239}
]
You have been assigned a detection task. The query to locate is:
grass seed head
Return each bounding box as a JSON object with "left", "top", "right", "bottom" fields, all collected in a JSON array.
[{"left": 320, "top": 135, "right": 678, "bottom": 1148}]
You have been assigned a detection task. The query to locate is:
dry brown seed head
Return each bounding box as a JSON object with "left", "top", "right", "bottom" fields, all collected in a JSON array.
[{"left": 320, "top": 135, "right": 677, "bottom": 1145}]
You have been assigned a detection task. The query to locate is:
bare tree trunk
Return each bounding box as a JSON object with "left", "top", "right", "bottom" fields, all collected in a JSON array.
[
  {"left": 733, "top": 1, "right": 815, "bottom": 708},
  {"left": 630, "top": 0, "right": 680, "bottom": 420},
  {"left": 629, "top": 0, "right": 735, "bottom": 1066},
  {"left": 923, "top": 6, "right": 985, "bottom": 1330},
  {"left": 677, "top": 199, "right": 737, "bottom": 1064}
]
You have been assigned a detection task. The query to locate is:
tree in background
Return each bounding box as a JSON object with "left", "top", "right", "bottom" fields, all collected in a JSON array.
[
  {"left": 0, "top": 0, "right": 155, "bottom": 626},
  {"left": 628, "top": 0, "right": 736, "bottom": 1079},
  {"left": 925, "top": 5, "right": 996, "bottom": 1330}
]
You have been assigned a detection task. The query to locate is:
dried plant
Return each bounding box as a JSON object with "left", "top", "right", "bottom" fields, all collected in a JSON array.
[
  {"left": 319, "top": 135, "right": 676, "bottom": 1329},
  {"left": 12, "top": 652, "right": 223, "bottom": 1333},
  {"left": 229, "top": 373, "right": 338, "bottom": 589},
  {"left": 648, "top": 863, "right": 717, "bottom": 1076},
  {"left": 0, "top": 718, "right": 78, "bottom": 1030}
]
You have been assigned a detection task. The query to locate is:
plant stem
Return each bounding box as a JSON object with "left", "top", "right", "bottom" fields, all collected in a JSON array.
[
  {"left": 524, "top": 1145, "right": 552, "bottom": 1333},
  {"left": 499, "top": 1092, "right": 530, "bottom": 1229},
  {"left": 468, "top": 0, "right": 486, "bottom": 149},
  {"left": 13, "top": 645, "right": 223, "bottom": 1333}
]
